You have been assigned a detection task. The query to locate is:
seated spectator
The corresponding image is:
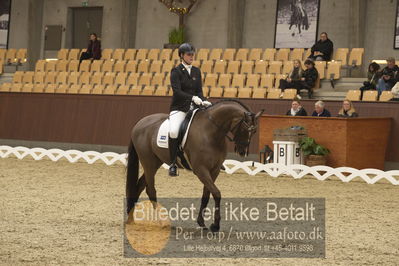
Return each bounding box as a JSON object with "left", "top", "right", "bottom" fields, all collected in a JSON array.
[
  {"left": 298, "top": 59, "right": 319, "bottom": 99},
  {"left": 279, "top": 59, "right": 304, "bottom": 99},
  {"left": 382, "top": 57, "right": 399, "bottom": 79},
  {"left": 390, "top": 82, "right": 399, "bottom": 101},
  {"left": 359, "top": 62, "right": 381, "bottom": 99},
  {"left": 79, "top": 33, "right": 102, "bottom": 65},
  {"left": 337, "top": 99, "right": 359, "bottom": 118},
  {"left": 309, "top": 32, "right": 334, "bottom": 61},
  {"left": 312, "top": 100, "right": 331, "bottom": 117},
  {"left": 286, "top": 99, "right": 307, "bottom": 116},
  {"left": 376, "top": 68, "right": 396, "bottom": 96}
]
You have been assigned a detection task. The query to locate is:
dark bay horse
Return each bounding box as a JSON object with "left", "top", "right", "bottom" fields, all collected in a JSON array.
[{"left": 126, "top": 100, "right": 263, "bottom": 232}]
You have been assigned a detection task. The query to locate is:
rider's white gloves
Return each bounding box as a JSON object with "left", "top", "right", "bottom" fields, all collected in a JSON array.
[
  {"left": 202, "top": 101, "right": 212, "bottom": 107},
  {"left": 192, "top": 96, "right": 203, "bottom": 106}
]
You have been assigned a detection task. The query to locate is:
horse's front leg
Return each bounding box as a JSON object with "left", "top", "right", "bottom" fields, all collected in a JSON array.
[
  {"left": 197, "top": 186, "right": 210, "bottom": 228},
  {"left": 195, "top": 168, "right": 221, "bottom": 232}
]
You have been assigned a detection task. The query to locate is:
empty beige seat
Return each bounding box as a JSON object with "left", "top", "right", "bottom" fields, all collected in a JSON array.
[
  {"left": 127, "top": 73, "right": 140, "bottom": 86},
  {"left": 34, "top": 72, "right": 45, "bottom": 84},
  {"left": 154, "top": 86, "right": 168, "bottom": 96},
  {"left": 223, "top": 87, "right": 238, "bottom": 98},
  {"left": 21, "top": 83, "right": 33, "bottom": 92},
  {"left": 35, "top": 60, "right": 46, "bottom": 72},
  {"left": 204, "top": 73, "right": 218, "bottom": 88},
  {"left": 161, "top": 61, "right": 175, "bottom": 74},
  {"left": 240, "top": 61, "right": 254, "bottom": 74},
  {"left": 91, "top": 72, "right": 104, "bottom": 85},
  {"left": 362, "top": 90, "right": 378, "bottom": 101},
  {"left": 0, "top": 49, "right": 6, "bottom": 61},
  {"left": 314, "top": 61, "right": 326, "bottom": 79},
  {"left": 56, "top": 60, "right": 68, "bottom": 72},
  {"left": 231, "top": 74, "right": 245, "bottom": 88},
  {"left": 112, "top": 49, "right": 125, "bottom": 61},
  {"left": 275, "top": 49, "right": 290, "bottom": 61},
  {"left": 138, "top": 73, "right": 152, "bottom": 86},
  {"left": 151, "top": 73, "right": 165, "bottom": 86},
  {"left": 201, "top": 60, "right": 214, "bottom": 74},
  {"left": 101, "top": 49, "right": 113, "bottom": 60},
  {"left": 68, "top": 49, "right": 80, "bottom": 60},
  {"left": 116, "top": 85, "right": 130, "bottom": 95},
  {"left": 79, "top": 60, "right": 91, "bottom": 72},
  {"left": 125, "top": 60, "right": 138, "bottom": 73},
  {"left": 148, "top": 49, "right": 160, "bottom": 61},
  {"left": 137, "top": 60, "right": 150, "bottom": 73},
  {"left": 149, "top": 60, "right": 163, "bottom": 73},
  {"left": 80, "top": 84, "right": 93, "bottom": 94},
  {"left": 282, "top": 61, "right": 294, "bottom": 75},
  {"left": 380, "top": 91, "right": 393, "bottom": 101},
  {"left": 209, "top": 49, "right": 223, "bottom": 61},
  {"left": 248, "top": 48, "right": 262, "bottom": 61},
  {"left": 263, "top": 48, "right": 276, "bottom": 61},
  {"left": 268, "top": 61, "right": 283, "bottom": 75},
  {"left": 171, "top": 49, "right": 180, "bottom": 61},
  {"left": 103, "top": 85, "right": 117, "bottom": 95},
  {"left": 209, "top": 87, "right": 223, "bottom": 97},
  {"left": 16, "top": 49, "right": 27, "bottom": 64},
  {"left": 79, "top": 72, "right": 91, "bottom": 85},
  {"left": 115, "top": 72, "right": 128, "bottom": 86},
  {"left": 275, "top": 74, "right": 287, "bottom": 82},
  {"left": 196, "top": 49, "right": 209, "bottom": 61},
  {"left": 5, "top": 49, "right": 17, "bottom": 64},
  {"left": 45, "top": 60, "right": 57, "bottom": 72},
  {"left": 252, "top": 88, "right": 267, "bottom": 98},
  {"left": 114, "top": 60, "right": 126, "bottom": 72},
  {"left": 159, "top": 49, "right": 172, "bottom": 61},
  {"left": 218, "top": 74, "right": 231, "bottom": 88},
  {"left": 235, "top": 49, "right": 249, "bottom": 61},
  {"left": 214, "top": 60, "right": 227, "bottom": 74},
  {"left": 22, "top": 71, "right": 34, "bottom": 84},
  {"left": 222, "top": 49, "right": 236, "bottom": 61},
  {"left": 282, "top": 89, "right": 297, "bottom": 99},
  {"left": 33, "top": 84, "right": 46, "bottom": 93},
  {"left": 327, "top": 61, "right": 342, "bottom": 79},
  {"left": 348, "top": 48, "right": 364, "bottom": 66},
  {"left": 267, "top": 88, "right": 282, "bottom": 99},
  {"left": 13, "top": 71, "right": 24, "bottom": 83},
  {"left": 246, "top": 74, "right": 260, "bottom": 88},
  {"left": 103, "top": 72, "right": 116, "bottom": 86},
  {"left": 0, "top": 83, "right": 11, "bottom": 92},
  {"left": 254, "top": 60, "right": 268, "bottom": 74},
  {"left": 260, "top": 74, "right": 275, "bottom": 88},
  {"left": 55, "top": 84, "right": 68, "bottom": 94},
  {"left": 90, "top": 60, "right": 103, "bottom": 72},
  {"left": 57, "top": 49, "right": 69, "bottom": 60},
  {"left": 68, "top": 60, "right": 79, "bottom": 72},
  {"left": 333, "top": 48, "right": 349, "bottom": 66},
  {"left": 128, "top": 85, "right": 142, "bottom": 95},
  {"left": 124, "top": 49, "right": 137, "bottom": 60},
  {"left": 141, "top": 85, "right": 155, "bottom": 96},
  {"left": 44, "top": 84, "right": 56, "bottom": 93},
  {"left": 202, "top": 86, "right": 209, "bottom": 97},
  {"left": 226, "top": 61, "right": 240, "bottom": 74},
  {"left": 10, "top": 83, "right": 23, "bottom": 92},
  {"left": 238, "top": 87, "right": 252, "bottom": 98},
  {"left": 290, "top": 48, "right": 304, "bottom": 61},
  {"left": 55, "top": 71, "right": 68, "bottom": 84},
  {"left": 136, "top": 49, "right": 149, "bottom": 61},
  {"left": 164, "top": 73, "right": 171, "bottom": 86},
  {"left": 92, "top": 84, "right": 105, "bottom": 94},
  {"left": 346, "top": 90, "right": 361, "bottom": 101},
  {"left": 102, "top": 60, "right": 114, "bottom": 72},
  {"left": 303, "top": 49, "right": 311, "bottom": 60},
  {"left": 68, "top": 72, "right": 80, "bottom": 85},
  {"left": 68, "top": 84, "right": 81, "bottom": 94}
]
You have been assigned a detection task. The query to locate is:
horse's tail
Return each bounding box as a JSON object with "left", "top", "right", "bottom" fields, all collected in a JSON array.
[{"left": 126, "top": 138, "right": 139, "bottom": 214}]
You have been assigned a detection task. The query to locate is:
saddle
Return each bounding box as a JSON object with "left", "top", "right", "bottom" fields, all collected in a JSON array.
[{"left": 156, "top": 108, "right": 200, "bottom": 170}]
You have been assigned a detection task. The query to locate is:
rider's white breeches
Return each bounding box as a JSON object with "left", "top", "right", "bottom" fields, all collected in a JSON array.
[{"left": 169, "top": 111, "right": 186, "bottom": 139}]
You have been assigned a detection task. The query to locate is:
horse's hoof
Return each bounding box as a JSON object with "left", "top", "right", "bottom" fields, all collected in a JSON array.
[
  {"left": 210, "top": 223, "right": 220, "bottom": 233},
  {"left": 197, "top": 221, "right": 206, "bottom": 228}
]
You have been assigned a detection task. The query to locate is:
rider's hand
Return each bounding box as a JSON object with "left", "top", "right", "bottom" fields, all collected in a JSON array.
[
  {"left": 202, "top": 101, "right": 212, "bottom": 107},
  {"left": 192, "top": 96, "right": 203, "bottom": 106}
]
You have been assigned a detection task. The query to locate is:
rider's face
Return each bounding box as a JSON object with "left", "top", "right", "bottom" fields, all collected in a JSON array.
[{"left": 182, "top": 52, "right": 194, "bottom": 65}]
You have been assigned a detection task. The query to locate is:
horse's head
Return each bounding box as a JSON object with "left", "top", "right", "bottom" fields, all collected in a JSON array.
[{"left": 233, "top": 109, "right": 264, "bottom": 157}]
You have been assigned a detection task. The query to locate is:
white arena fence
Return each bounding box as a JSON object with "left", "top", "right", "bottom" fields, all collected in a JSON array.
[{"left": 0, "top": 145, "right": 398, "bottom": 186}]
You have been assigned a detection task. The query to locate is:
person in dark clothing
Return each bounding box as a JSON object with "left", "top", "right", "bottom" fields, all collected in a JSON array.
[
  {"left": 79, "top": 33, "right": 102, "bottom": 64},
  {"left": 359, "top": 62, "right": 381, "bottom": 98},
  {"left": 279, "top": 59, "right": 304, "bottom": 98},
  {"left": 337, "top": 99, "right": 359, "bottom": 118},
  {"left": 381, "top": 57, "right": 399, "bottom": 80},
  {"left": 286, "top": 100, "right": 307, "bottom": 116},
  {"left": 298, "top": 59, "right": 319, "bottom": 99},
  {"left": 167, "top": 43, "right": 211, "bottom": 177},
  {"left": 312, "top": 100, "right": 331, "bottom": 117},
  {"left": 376, "top": 68, "right": 396, "bottom": 96},
  {"left": 309, "top": 32, "right": 334, "bottom": 61}
]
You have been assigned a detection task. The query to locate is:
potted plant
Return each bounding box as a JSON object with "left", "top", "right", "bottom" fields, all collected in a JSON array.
[
  {"left": 299, "top": 137, "right": 330, "bottom": 166},
  {"left": 164, "top": 27, "right": 185, "bottom": 49}
]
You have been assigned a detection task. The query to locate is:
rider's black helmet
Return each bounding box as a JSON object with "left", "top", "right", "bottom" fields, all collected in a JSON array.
[{"left": 178, "top": 43, "right": 195, "bottom": 58}]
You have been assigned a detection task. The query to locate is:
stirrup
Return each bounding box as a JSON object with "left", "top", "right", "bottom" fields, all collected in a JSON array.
[{"left": 168, "top": 164, "right": 178, "bottom": 177}]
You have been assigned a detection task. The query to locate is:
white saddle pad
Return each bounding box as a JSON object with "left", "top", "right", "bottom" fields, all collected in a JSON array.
[{"left": 157, "top": 109, "right": 199, "bottom": 149}]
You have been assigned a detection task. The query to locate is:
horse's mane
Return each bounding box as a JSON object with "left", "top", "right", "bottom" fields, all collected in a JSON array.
[{"left": 210, "top": 99, "right": 251, "bottom": 112}]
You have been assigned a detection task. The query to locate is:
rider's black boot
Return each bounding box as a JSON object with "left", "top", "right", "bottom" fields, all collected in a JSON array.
[{"left": 168, "top": 137, "right": 179, "bottom": 177}]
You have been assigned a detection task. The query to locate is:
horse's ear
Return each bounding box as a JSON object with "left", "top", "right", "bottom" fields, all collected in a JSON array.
[{"left": 255, "top": 109, "right": 264, "bottom": 120}]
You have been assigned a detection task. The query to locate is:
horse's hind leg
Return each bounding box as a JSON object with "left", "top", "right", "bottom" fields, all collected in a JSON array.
[{"left": 141, "top": 156, "right": 163, "bottom": 209}]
